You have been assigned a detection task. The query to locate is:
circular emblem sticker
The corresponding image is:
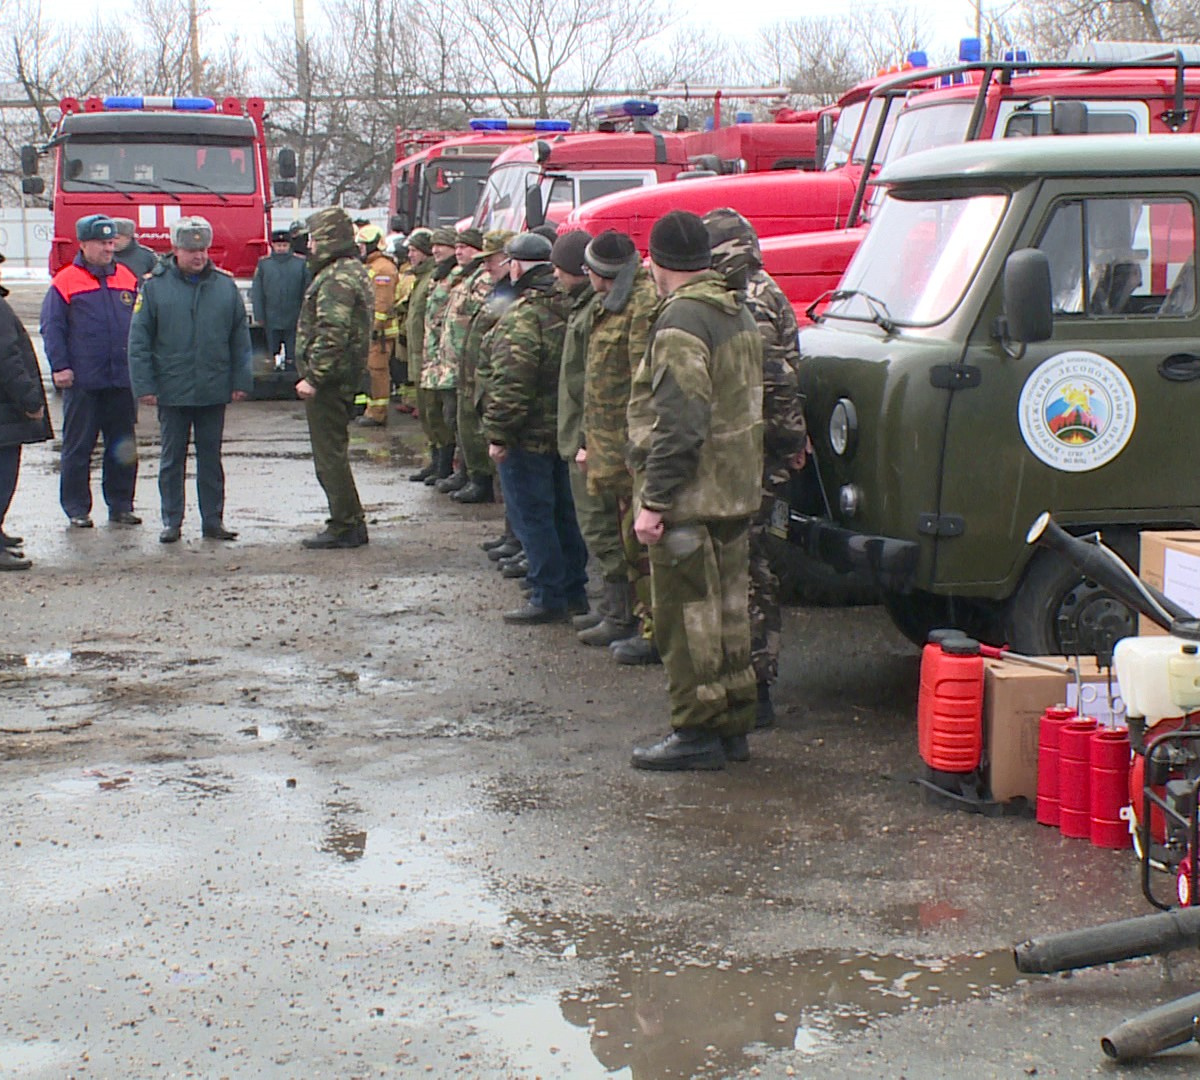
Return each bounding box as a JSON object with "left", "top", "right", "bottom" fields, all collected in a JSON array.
[{"left": 1018, "top": 351, "right": 1136, "bottom": 473}]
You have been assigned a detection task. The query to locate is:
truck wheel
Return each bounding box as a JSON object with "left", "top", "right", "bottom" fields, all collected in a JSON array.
[
  {"left": 999, "top": 535, "right": 1138, "bottom": 655},
  {"left": 880, "top": 588, "right": 997, "bottom": 647}
]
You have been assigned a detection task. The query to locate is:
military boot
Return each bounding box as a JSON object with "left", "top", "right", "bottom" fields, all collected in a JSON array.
[
  {"left": 409, "top": 452, "right": 438, "bottom": 482},
  {"left": 436, "top": 463, "right": 469, "bottom": 494},
  {"left": 577, "top": 580, "right": 637, "bottom": 646},
  {"left": 425, "top": 445, "right": 454, "bottom": 485},
  {"left": 452, "top": 475, "right": 494, "bottom": 504}
]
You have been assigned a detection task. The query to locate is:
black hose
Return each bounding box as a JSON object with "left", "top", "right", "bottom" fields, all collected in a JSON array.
[
  {"left": 1101, "top": 989, "right": 1200, "bottom": 1061},
  {"left": 1013, "top": 906, "right": 1200, "bottom": 973}
]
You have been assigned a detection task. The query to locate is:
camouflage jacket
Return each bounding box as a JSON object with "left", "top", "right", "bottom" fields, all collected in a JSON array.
[
  {"left": 555, "top": 279, "right": 596, "bottom": 461},
  {"left": 469, "top": 279, "right": 519, "bottom": 408},
  {"left": 744, "top": 269, "right": 806, "bottom": 493},
  {"left": 583, "top": 265, "right": 657, "bottom": 497},
  {"left": 481, "top": 264, "right": 568, "bottom": 455},
  {"left": 420, "top": 256, "right": 460, "bottom": 389},
  {"left": 296, "top": 209, "right": 372, "bottom": 397},
  {"left": 404, "top": 258, "right": 436, "bottom": 373},
  {"left": 440, "top": 258, "right": 489, "bottom": 387},
  {"left": 627, "top": 270, "right": 763, "bottom": 522}
]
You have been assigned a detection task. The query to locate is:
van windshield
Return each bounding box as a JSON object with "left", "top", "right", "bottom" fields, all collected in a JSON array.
[
  {"left": 882, "top": 101, "right": 975, "bottom": 166},
  {"left": 827, "top": 191, "right": 1007, "bottom": 325}
]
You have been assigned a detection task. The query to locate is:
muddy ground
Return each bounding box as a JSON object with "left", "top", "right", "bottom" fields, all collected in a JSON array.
[{"left": 1, "top": 281, "right": 1198, "bottom": 1079}]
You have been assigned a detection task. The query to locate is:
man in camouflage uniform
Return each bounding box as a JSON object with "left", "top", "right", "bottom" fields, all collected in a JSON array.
[
  {"left": 353, "top": 223, "right": 400, "bottom": 427},
  {"left": 405, "top": 229, "right": 441, "bottom": 480},
  {"left": 628, "top": 210, "right": 763, "bottom": 771},
  {"left": 483, "top": 232, "right": 587, "bottom": 623},
  {"left": 418, "top": 227, "right": 461, "bottom": 485},
  {"left": 704, "top": 208, "right": 808, "bottom": 729},
  {"left": 294, "top": 207, "right": 373, "bottom": 549},
  {"left": 453, "top": 229, "right": 515, "bottom": 504},
  {"left": 578, "top": 230, "right": 659, "bottom": 651},
  {"left": 433, "top": 228, "right": 486, "bottom": 493}
]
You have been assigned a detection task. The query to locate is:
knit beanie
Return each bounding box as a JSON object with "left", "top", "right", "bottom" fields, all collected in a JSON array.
[
  {"left": 584, "top": 230, "right": 637, "bottom": 279},
  {"left": 456, "top": 227, "right": 485, "bottom": 251},
  {"left": 550, "top": 230, "right": 591, "bottom": 276},
  {"left": 407, "top": 228, "right": 434, "bottom": 256},
  {"left": 648, "top": 210, "right": 711, "bottom": 271}
]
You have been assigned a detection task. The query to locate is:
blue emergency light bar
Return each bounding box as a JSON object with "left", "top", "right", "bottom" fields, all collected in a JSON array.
[
  {"left": 103, "top": 96, "right": 216, "bottom": 111},
  {"left": 959, "top": 37, "right": 982, "bottom": 63},
  {"left": 469, "top": 118, "right": 572, "bottom": 132},
  {"left": 593, "top": 100, "right": 660, "bottom": 121},
  {"left": 907, "top": 50, "right": 928, "bottom": 67},
  {"left": 1004, "top": 47, "right": 1032, "bottom": 64}
]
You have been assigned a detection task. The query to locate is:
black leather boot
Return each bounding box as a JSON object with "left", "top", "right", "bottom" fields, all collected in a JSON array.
[
  {"left": 427, "top": 444, "right": 454, "bottom": 484},
  {"left": 436, "top": 465, "right": 469, "bottom": 494},
  {"left": 631, "top": 729, "right": 727, "bottom": 771},
  {"left": 452, "top": 475, "right": 494, "bottom": 503},
  {"left": 409, "top": 452, "right": 438, "bottom": 482}
]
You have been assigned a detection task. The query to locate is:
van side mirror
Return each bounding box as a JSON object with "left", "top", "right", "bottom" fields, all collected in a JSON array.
[
  {"left": 1000, "top": 248, "right": 1053, "bottom": 345},
  {"left": 21, "top": 176, "right": 44, "bottom": 196},
  {"left": 1052, "top": 101, "right": 1088, "bottom": 135},
  {"left": 276, "top": 147, "right": 297, "bottom": 179},
  {"left": 524, "top": 185, "right": 545, "bottom": 229},
  {"left": 273, "top": 179, "right": 297, "bottom": 198},
  {"left": 19, "top": 144, "right": 38, "bottom": 176}
]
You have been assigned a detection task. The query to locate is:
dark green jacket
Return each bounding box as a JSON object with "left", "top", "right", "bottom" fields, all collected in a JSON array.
[
  {"left": 555, "top": 280, "right": 595, "bottom": 460},
  {"left": 250, "top": 251, "right": 308, "bottom": 330},
  {"left": 481, "top": 264, "right": 568, "bottom": 455},
  {"left": 128, "top": 257, "right": 253, "bottom": 406},
  {"left": 404, "top": 257, "right": 437, "bottom": 381},
  {"left": 296, "top": 211, "right": 372, "bottom": 397}
]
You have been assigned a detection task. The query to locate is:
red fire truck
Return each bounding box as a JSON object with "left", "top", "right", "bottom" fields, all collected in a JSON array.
[
  {"left": 21, "top": 94, "right": 294, "bottom": 281},
  {"left": 389, "top": 121, "right": 571, "bottom": 233},
  {"left": 471, "top": 99, "right": 821, "bottom": 234}
]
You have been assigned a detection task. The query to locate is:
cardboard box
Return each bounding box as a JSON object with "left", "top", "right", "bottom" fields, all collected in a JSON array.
[
  {"left": 984, "top": 658, "right": 1124, "bottom": 804},
  {"left": 1138, "top": 530, "right": 1200, "bottom": 635}
]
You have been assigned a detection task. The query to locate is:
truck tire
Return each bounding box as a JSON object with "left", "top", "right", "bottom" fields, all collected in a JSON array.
[
  {"left": 998, "top": 530, "right": 1139, "bottom": 656},
  {"left": 880, "top": 587, "right": 996, "bottom": 648}
]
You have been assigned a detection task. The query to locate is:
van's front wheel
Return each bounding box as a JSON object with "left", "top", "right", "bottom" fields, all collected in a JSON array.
[
  {"left": 999, "top": 545, "right": 1137, "bottom": 656},
  {"left": 880, "top": 588, "right": 997, "bottom": 648}
]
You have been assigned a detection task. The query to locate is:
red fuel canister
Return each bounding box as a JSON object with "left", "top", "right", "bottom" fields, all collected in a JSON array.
[
  {"left": 1035, "top": 705, "right": 1077, "bottom": 827},
  {"left": 1089, "top": 728, "right": 1131, "bottom": 849},
  {"left": 917, "top": 634, "right": 984, "bottom": 773},
  {"left": 1059, "top": 717, "right": 1099, "bottom": 839}
]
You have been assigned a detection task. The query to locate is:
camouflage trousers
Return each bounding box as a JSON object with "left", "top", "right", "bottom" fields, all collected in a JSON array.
[
  {"left": 568, "top": 462, "right": 624, "bottom": 581},
  {"left": 416, "top": 387, "right": 451, "bottom": 450},
  {"left": 748, "top": 510, "right": 782, "bottom": 686},
  {"left": 649, "top": 517, "right": 756, "bottom": 734},
  {"left": 617, "top": 494, "right": 653, "bottom": 639},
  {"left": 457, "top": 391, "right": 490, "bottom": 479}
]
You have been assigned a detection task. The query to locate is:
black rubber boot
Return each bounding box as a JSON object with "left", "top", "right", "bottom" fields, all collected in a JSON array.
[
  {"left": 755, "top": 680, "right": 776, "bottom": 729},
  {"left": 426, "top": 445, "right": 454, "bottom": 485},
  {"left": 452, "top": 475, "right": 494, "bottom": 504},
  {"left": 436, "top": 465, "right": 469, "bottom": 494},
  {"left": 410, "top": 452, "right": 438, "bottom": 482}
]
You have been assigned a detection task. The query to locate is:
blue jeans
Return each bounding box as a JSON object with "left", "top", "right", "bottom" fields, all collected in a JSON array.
[
  {"left": 157, "top": 404, "right": 227, "bottom": 529},
  {"left": 59, "top": 386, "right": 138, "bottom": 519},
  {"left": 499, "top": 449, "right": 587, "bottom": 611}
]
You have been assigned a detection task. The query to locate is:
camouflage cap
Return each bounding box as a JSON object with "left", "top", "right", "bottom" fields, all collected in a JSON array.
[
  {"left": 455, "top": 226, "right": 485, "bottom": 251},
  {"left": 170, "top": 215, "right": 213, "bottom": 251},
  {"left": 701, "top": 207, "right": 762, "bottom": 279},
  {"left": 431, "top": 226, "right": 459, "bottom": 247},
  {"left": 408, "top": 228, "right": 434, "bottom": 256},
  {"left": 306, "top": 206, "right": 355, "bottom": 249},
  {"left": 481, "top": 229, "right": 516, "bottom": 256}
]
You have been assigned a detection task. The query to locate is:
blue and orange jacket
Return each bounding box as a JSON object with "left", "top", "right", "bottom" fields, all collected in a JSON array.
[{"left": 40, "top": 255, "right": 140, "bottom": 391}]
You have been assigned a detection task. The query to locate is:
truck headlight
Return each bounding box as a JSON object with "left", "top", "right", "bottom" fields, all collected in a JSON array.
[{"left": 829, "top": 398, "right": 857, "bottom": 457}]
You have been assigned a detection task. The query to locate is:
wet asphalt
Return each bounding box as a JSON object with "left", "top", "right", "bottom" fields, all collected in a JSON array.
[{"left": 1, "top": 281, "right": 1198, "bottom": 1078}]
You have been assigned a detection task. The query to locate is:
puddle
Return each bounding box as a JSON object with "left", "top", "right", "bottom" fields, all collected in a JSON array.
[
  {"left": 0, "top": 649, "right": 145, "bottom": 671},
  {"left": 504, "top": 911, "right": 1020, "bottom": 1076},
  {"left": 321, "top": 799, "right": 368, "bottom": 862}
]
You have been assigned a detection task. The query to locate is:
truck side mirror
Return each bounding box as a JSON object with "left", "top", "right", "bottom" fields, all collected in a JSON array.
[
  {"left": 1001, "top": 248, "right": 1053, "bottom": 344},
  {"left": 1052, "top": 101, "right": 1088, "bottom": 135},
  {"left": 524, "top": 185, "right": 545, "bottom": 229},
  {"left": 19, "top": 144, "right": 38, "bottom": 177},
  {"left": 21, "top": 176, "right": 44, "bottom": 196},
  {"left": 276, "top": 148, "right": 297, "bottom": 179},
  {"left": 273, "top": 179, "right": 297, "bottom": 198}
]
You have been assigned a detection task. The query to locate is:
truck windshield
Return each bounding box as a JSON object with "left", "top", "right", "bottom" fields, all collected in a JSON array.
[
  {"left": 823, "top": 98, "right": 895, "bottom": 171},
  {"left": 827, "top": 191, "right": 1007, "bottom": 325},
  {"left": 61, "top": 140, "right": 257, "bottom": 195},
  {"left": 881, "top": 101, "right": 975, "bottom": 167},
  {"left": 422, "top": 158, "right": 493, "bottom": 229},
  {"left": 473, "top": 163, "right": 539, "bottom": 231}
]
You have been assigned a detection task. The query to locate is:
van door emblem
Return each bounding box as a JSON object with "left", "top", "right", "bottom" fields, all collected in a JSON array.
[{"left": 1017, "top": 351, "right": 1136, "bottom": 473}]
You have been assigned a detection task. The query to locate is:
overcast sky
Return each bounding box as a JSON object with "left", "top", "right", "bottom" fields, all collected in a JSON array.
[{"left": 89, "top": 0, "right": 986, "bottom": 67}]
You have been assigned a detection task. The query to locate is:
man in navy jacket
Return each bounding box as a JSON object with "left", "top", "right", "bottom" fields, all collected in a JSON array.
[{"left": 40, "top": 213, "right": 141, "bottom": 528}]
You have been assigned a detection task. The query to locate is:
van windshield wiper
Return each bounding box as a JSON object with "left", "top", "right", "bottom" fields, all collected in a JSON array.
[
  {"left": 825, "top": 288, "right": 898, "bottom": 333},
  {"left": 162, "top": 176, "right": 229, "bottom": 203}
]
